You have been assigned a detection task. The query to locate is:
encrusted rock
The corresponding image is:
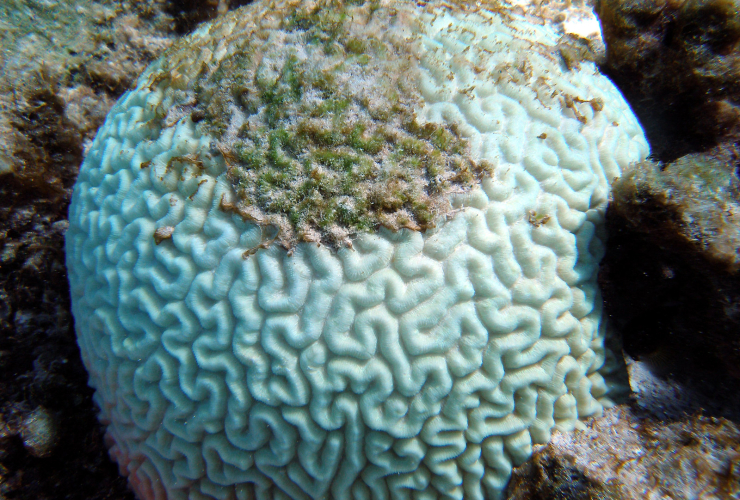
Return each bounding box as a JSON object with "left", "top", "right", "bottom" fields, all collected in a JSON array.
[
  {"left": 600, "top": 144, "right": 740, "bottom": 417},
  {"left": 19, "top": 407, "right": 58, "bottom": 458},
  {"left": 0, "top": 1, "right": 255, "bottom": 498},
  {"left": 507, "top": 452, "right": 622, "bottom": 500},
  {"left": 596, "top": 0, "right": 740, "bottom": 161},
  {"left": 507, "top": 405, "right": 740, "bottom": 500}
]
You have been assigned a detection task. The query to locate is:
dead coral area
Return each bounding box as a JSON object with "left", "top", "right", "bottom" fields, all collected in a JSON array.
[
  {"left": 506, "top": 405, "right": 740, "bottom": 500},
  {"left": 0, "top": 0, "right": 250, "bottom": 498},
  {"left": 595, "top": 0, "right": 740, "bottom": 162},
  {"left": 518, "top": 0, "right": 603, "bottom": 37},
  {"left": 173, "top": 1, "right": 492, "bottom": 249}
]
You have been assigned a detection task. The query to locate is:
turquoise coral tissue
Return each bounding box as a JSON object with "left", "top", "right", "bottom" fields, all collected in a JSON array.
[{"left": 65, "top": 1, "right": 648, "bottom": 499}]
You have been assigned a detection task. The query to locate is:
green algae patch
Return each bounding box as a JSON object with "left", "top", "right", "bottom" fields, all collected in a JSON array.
[{"left": 176, "top": 0, "right": 493, "bottom": 248}]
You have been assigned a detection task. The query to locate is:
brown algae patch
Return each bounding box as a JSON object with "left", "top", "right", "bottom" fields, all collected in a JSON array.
[{"left": 161, "top": 0, "right": 494, "bottom": 248}]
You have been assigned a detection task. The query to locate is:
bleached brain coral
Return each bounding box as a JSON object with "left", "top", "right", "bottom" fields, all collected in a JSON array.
[{"left": 65, "top": 1, "right": 649, "bottom": 499}]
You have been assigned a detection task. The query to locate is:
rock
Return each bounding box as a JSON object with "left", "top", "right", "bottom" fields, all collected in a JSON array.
[
  {"left": 608, "top": 145, "right": 740, "bottom": 272},
  {"left": 595, "top": 0, "right": 740, "bottom": 418},
  {"left": 164, "top": 0, "right": 252, "bottom": 33},
  {"left": 596, "top": 0, "right": 740, "bottom": 161},
  {"left": 624, "top": 355, "right": 736, "bottom": 421},
  {"left": 19, "top": 408, "right": 58, "bottom": 458},
  {"left": 0, "top": 168, "right": 133, "bottom": 498},
  {"left": 506, "top": 453, "right": 623, "bottom": 500},
  {"left": 599, "top": 144, "right": 740, "bottom": 419},
  {"left": 0, "top": 1, "right": 257, "bottom": 498},
  {"left": 507, "top": 405, "right": 740, "bottom": 500}
]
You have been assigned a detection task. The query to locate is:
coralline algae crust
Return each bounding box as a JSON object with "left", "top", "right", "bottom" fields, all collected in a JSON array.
[{"left": 66, "top": 1, "right": 649, "bottom": 500}]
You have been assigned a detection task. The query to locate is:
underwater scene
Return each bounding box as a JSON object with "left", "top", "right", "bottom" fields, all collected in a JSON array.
[{"left": 0, "top": 0, "right": 739, "bottom": 499}]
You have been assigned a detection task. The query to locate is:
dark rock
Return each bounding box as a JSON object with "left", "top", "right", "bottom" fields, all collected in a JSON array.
[
  {"left": 0, "top": 0, "right": 256, "bottom": 498},
  {"left": 0, "top": 167, "right": 134, "bottom": 498},
  {"left": 165, "top": 0, "right": 253, "bottom": 34},
  {"left": 19, "top": 407, "right": 58, "bottom": 458},
  {"left": 596, "top": 0, "right": 740, "bottom": 161},
  {"left": 596, "top": 0, "right": 740, "bottom": 420},
  {"left": 600, "top": 144, "right": 740, "bottom": 419},
  {"left": 507, "top": 452, "right": 623, "bottom": 500}
]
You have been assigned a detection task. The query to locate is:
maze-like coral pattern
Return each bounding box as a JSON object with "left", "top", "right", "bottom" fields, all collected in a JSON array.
[{"left": 66, "top": 3, "right": 649, "bottom": 500}]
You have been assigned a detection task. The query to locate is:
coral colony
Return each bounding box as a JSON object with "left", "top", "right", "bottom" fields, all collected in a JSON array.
[{"left": 65, "top": 1, "right": 648, "bottom": 499}]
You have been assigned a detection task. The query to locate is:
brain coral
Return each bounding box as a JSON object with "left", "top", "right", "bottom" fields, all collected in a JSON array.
[{"left": 65, "top": 1, "right": 649, "bottom": 499}]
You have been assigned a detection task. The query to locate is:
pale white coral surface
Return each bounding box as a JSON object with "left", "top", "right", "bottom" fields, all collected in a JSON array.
[{"left": 66, "top": 2, "right": 648, "bottom": 499}]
